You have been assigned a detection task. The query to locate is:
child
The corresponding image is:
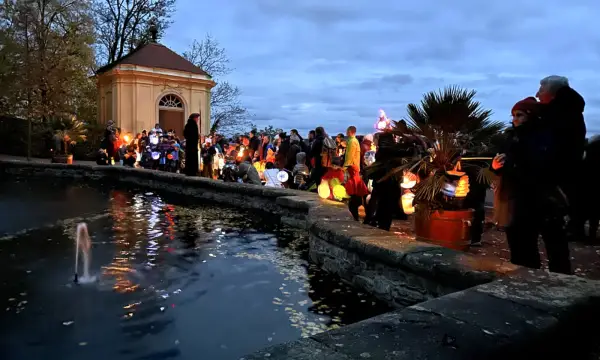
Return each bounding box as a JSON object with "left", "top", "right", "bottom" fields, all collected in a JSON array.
[
  {"left": 345, "top": 165, "right": 369, "bottom": 221},
  {"left": 292, "top": 152, "right": 309, "bottom": 189}
]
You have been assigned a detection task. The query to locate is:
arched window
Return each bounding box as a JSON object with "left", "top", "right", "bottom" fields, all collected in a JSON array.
[{"left": 159, "top": 94, "right": 183, "bottom": 109}]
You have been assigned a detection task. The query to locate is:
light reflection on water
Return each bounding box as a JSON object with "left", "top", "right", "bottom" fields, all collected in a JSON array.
[{"left": 0, "top": 186, "right": 390, "bottom": 360}]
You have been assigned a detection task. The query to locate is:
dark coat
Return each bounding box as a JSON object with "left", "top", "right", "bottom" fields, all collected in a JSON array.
[
  {"left": 543, "top": 86, "right": 586, "bottom": 204},
  {"left": 183, "top": 119, "right": 199, "bottom": 176},
  {"left": 495, "top": 119, "right": 567, "bottom": 220}
]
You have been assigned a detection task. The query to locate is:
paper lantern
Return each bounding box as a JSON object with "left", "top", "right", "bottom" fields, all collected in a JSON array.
[
  {"left": 442, "top": 182, "right": 456, "bottom": 197},
  {"left": 401, "top": 172, "right": 417, "bottom": 189},
  {"left": 401, "top": 192, "right": 415, "bottom": 214},
  {"left": 446, "top": 161, "right": 465, "bottom": 176},
  {"left": 318, "top": 180, "right": 331, "bottom": 199},
  {"left": 454, "top": 175, "right": 470, "bottom": 198},
  {"left": 277, "top": 170, "right": 289, "bottom": 183},
  {"left": 367, "top": 179, "right": 373, "bottom": 192},
  {"left": 332, "top": 184, "right": 348, "bottom": 200}
]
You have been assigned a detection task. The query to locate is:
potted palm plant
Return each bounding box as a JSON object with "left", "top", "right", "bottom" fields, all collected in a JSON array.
[
  {"left": 381, "top": 86, "right": 503, "bottom": 250},
  {"left": 52, "top": 116, "right": 87, "bottom": 164}
]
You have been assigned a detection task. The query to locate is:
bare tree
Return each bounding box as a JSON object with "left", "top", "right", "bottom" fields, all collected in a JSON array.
[
  {"left": 93, "top": 0, "right": 175, "bottom": 65},
  {"left": 183, "top": 34, "right": 251, "bottom": 135}
]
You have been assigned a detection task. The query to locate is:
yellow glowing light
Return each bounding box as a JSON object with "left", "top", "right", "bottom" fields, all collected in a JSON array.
[
  {"left": 123, "top": 135, "right": 130, "bottom": 143},
  {"left": 318, "top": 180, "right": 331, "bottom": 199},
  {"left": 367, "top": 179, "right": 373, "bottom": 192},
  {"left": 237, "top": 146, "right": 245, "bottom": 158},
  {"left": 454, "top": 175, "right": 470, "bottom": 198},
  {"left": 401, "top": 192, "right": 415, "bottom": 214},
  {"left": 370, "top": 144, "right": 376, "bottom": 152},
  {"left": 332, "top": 184, "right": 349, "bottom": 200}
]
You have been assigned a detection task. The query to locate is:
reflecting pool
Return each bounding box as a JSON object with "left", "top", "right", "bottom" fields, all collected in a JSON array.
[{"left": 0, "top": 179, "right": 390, "bottom": 360}]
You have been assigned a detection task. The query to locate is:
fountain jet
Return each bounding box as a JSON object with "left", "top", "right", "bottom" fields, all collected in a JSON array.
[{"left": 74, "top": 222, "right": 95, "bottom": 284}]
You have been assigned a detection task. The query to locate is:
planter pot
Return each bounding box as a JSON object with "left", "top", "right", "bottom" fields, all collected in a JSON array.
[
  {"left": 52, "top": 154, "right": 73, "bottom": 164},
  {"left": 414, "top": 208, "right": 474, "bottom": 251}
]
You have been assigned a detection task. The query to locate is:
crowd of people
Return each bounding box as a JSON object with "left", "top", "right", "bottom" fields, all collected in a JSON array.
[{"left": 98, "top": 74, "right": 592, "bottom": 276}]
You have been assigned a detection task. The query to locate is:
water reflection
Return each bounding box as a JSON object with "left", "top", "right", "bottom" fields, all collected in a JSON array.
[{"left": 0, "top": 185, "right": 391, "bottom": 360}]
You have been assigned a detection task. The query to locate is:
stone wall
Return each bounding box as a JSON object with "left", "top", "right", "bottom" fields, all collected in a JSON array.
[{"left": 3, "top": 160, "right": 600, "bottom": 359}]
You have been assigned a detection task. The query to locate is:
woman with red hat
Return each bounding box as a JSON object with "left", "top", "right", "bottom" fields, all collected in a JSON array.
[{"left": 492, "top": 97, "right": 571, "bottom": 274}]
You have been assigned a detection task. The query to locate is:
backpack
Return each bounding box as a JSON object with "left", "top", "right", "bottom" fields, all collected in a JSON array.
[{"left": 321, "top": 137, "right": 337, "bottom": 168}]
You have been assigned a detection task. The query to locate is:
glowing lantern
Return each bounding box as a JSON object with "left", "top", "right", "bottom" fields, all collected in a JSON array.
[
  {"left": 455, "top": 175, "right": 470, "bottom": 198},
  {"left": 332, "top": 184, "right": 348, "bottom": 200},
  {"left": 401, "top": 171, "right": 417, "bottom": 189},
  {"left": 253, "top": 161, "right": 265, "bottom": 176},
  {"left": 318, "top": 180, "right": 331, "bottom": 199},
  {"left": 238, "top": 146, "right": 245, "bottom": 158},
  {"left": 367, "top": 179, "right": 373, "bottom": 192},
  {"left": 442, "top": 182, "right": 456, "bottom": 197},
  {"left": 277, "top": 170, "right": 289, "bottom": 183},
  {"left": 446, "top": 161, "right": 465, "bottom": 176},
  {"left": 123, "top": 135, "right": 130, "bottom": 143},
  {"left": 401, "top": 192, "right": 415, "bottom": 214}
]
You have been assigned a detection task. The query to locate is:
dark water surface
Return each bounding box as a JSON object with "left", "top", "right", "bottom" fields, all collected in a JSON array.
[{"left": 0, "top": 179, "right": 390, "bottom": 360}]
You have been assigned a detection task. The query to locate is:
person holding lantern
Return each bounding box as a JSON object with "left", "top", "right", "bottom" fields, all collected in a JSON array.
[{"left": 492, "top": 96, "right": 571, "bottom": 274}]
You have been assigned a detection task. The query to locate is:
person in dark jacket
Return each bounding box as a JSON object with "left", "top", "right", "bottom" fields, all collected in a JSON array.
[
  {"left": 286, "top": 134, "right": 302, "bottom": 171},
  {"left": 580, "top": 136, "right": 600, "bottom": 241},
  {"left": 493, "top": 97, "right": 571, "bottom": 274},
  {"left": 308, "top": 127, "right": 326, "bottom": 187},
  {"left": 235, "top": 156, "right": 262, "bottom": 185},
  {"left": 462, "top": 159, "right": 490, "bottom": 246},
  {"left": 183, "top": 113, "right": 200, "bottom": 176},
  {"left": 537, "top": 76, "right": 586, "bottom": 241},
  {"left": 275, "top": 132, "right": 289, "bottom": 170},
  {"left": 369, "top": 131, "right": 406, "bottom": 231},
  {"left": 248, "top": 129, "right": 261, "bottom": 158}
]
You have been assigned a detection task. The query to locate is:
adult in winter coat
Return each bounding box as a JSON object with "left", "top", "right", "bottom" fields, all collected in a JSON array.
[
  {"left": 308, "top": 127, "right": 326, "bottom": 186},
  {"left": 493, "top": 97, "right": 571, "bottom": 274},
  {"left": 537, "top": 75, "right": 586, "bottom": 240},
  {"left": 183, "top": 113, "right": 200, "bottom": 176}
]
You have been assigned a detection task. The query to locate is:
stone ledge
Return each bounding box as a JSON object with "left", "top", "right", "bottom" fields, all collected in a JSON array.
[
  {"left": 244, "top": 271, "right": 600, "bottom": 359},
  {"left": 241, "top": 338, "right": 352, "bottom": 360},
  {"left": 309, "top": 218, "right": 518, "bottom": 291}
]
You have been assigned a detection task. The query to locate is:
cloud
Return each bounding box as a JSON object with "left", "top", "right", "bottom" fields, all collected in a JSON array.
[{"left": 167, "top": 0, "right": 600, "bottom": 135}]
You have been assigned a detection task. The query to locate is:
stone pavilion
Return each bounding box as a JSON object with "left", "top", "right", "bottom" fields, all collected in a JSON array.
[{"left": 95, "top": 39, "right": 215, "bottom": 137}]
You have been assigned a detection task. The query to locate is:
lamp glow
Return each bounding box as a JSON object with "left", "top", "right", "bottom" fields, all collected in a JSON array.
[
  {"left": 454, "top": 175, "right": 470, "bottom": 198},
  {"left": 332, "top": 184, "right": 348, "bottom": 201},
  {"left": 401, "top": 192, "right": 415, "bottom": 214},
  {"left": 401, "top": 171, "right": 417, "bottom": 189},
  {"left": 277, "top": 170, "right": 289, "bottom": 183},
  {"left": 318, "top": 180, "right": 330, "bottom": 199}
]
